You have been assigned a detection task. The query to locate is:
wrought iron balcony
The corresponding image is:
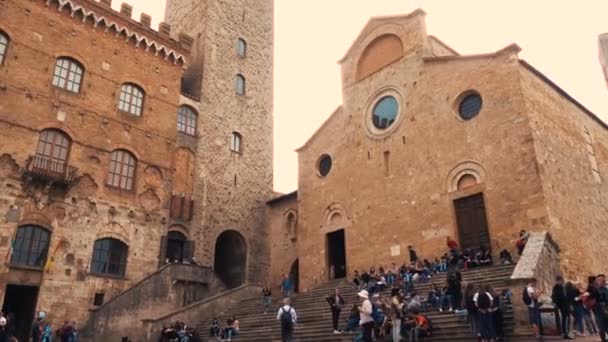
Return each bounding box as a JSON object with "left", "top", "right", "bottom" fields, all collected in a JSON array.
[
  {"left": 23, "top": 155, "right": 78, "bottom": 185},
  {"left": 169, "top": 193, "right": 194, "bottom": 221}
]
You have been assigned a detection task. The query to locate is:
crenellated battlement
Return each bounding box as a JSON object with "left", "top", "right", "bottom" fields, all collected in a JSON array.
[{"left": 42, "top": 0, "right": 194, "bottom": 65}]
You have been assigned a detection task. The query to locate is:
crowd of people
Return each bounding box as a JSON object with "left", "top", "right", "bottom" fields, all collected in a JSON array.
[
  {"left": 29, "top": 312, "right": 79, "bottom": 342},
  {"left": 208, "top": 316, "right": 240, "bottom": 341},
  {"left": 159, "top": 321, "right": 200, "bottom": 342},
  {"left": 540, "top": 274, "right": 608, "bottom": 341}
]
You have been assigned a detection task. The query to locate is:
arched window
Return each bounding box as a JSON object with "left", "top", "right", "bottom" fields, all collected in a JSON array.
[
  {"left": 10, "top": 225, "right": 50, "bottom": 268},
  {"left": 52, "top": 57, "right": 84, "bottom": 93},
  {"left": 35, "top": 129, "right": 71, "bottom": 174},
  {"left": 236, "top": 38, "right": 247, "bottom": 57},
  {"left": 118, "top": 83, "right": 145, "bottom": 116},
  {"left": 230, "top": 132, "right": 242, "bottom": 153},
  {"left": 0, "top": 31, "right": 9, "bottom": 65},
  {"left": 107, "top": 149, "right": 137, "bottom": 190},
  {"left": 235, "top": 74, "right": 245, "bottom": 96},
  {"left": 90, "top": 238, "right": 128, "bottom": 276},
  {"left": 177, "top": 105, "right": 197, "bottom": 136}
]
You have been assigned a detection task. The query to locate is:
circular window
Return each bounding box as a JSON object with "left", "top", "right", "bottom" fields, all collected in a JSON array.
[
  {"left": 317, "top": 154, "right": 332, "bottom": 177},
  {"left": 458, "top": 93, "right": 483, "bottom": 120},
  {"left": 372, "top": 96, "right": 399, "bottom": 129}
]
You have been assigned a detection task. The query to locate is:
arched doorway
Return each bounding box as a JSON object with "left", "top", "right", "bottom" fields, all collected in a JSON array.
[
  {"left": 214, "top": 230, "right": 247, "bottom": 288},
  {"left": 289, "top": 259, "right": 299, "bottom": 293},
  {"left": 166, "top": 231, "right": 187, "bottom": 263}
]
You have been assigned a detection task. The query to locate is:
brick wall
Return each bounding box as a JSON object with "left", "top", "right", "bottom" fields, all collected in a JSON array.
[
  {"left": 165, "top": 0, "right": 274, "bottom": 286},
  {"left": 0, "top": 0, "right": 188, "bottom": 328}
]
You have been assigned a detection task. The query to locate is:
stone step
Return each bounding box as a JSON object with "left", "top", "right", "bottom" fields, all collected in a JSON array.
[{"left": 196, "top": 265, "right": 517, "bottom": 342}]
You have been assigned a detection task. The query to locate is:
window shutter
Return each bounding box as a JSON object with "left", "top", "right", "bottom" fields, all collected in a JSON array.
[
  {"left": 158, "top": 235, "right": 168, "bottom": 267},
  {"left": 183, "top": 240, "right": 195, "bottom": 263}
]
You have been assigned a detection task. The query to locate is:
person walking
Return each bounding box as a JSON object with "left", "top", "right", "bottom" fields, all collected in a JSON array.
[
  {"left": 357, "top": 290, "right": 374, "bottom": 342},
  {"left": 326, "top": 288, "right": 345, "bottom": 334},
  {"left": 277, "top": 297, "right": 297, "bottom": 342},
  {"left": 525, "top": 278, "right": 543, "bottom": 340},
  {"left": 281, "top": 275, "right": 293, "bottom": 298},
  {"left": 589, "top": 274, "right": 608, "bottom": 342},
  {"left": 551, "top": 276, "right": 574, "bottom": 339},
  {"left": 474, "top": 285, "right": 495, "bottom": 342},
  {"left": 390, "top": 288, "right": 405, "bottom": 342},
  {"left": 262, "top": 286, "right": 272, "bottom": 314},
  {"left": 407, "top": 246, "right": 418, "bottom": 265}
]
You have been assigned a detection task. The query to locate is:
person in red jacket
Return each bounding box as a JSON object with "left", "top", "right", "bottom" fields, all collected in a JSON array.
[{"left": 446, "top": 236, "right": 459, "bottom": 252}]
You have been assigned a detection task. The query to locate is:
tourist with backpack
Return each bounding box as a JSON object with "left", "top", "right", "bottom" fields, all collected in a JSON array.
[
  {"left": 357, "top": 290, "right": 374, "bottom": 342},
  {"left": 326, "top": 288, "right": 345, "bottom": 334},
  {"left": 474, "top": 285, "right": 495, "bottom": 342},
  {"left": 524, "top": 278, "right": 543, "bottom": 340},
  {"left": 277, "top": 297, "right": 297, "bottom": 342}
]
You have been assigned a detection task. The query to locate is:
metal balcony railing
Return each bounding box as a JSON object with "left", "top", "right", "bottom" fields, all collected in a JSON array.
[{"left": 24, "top": 155, "right": 78, "bottom": 185}]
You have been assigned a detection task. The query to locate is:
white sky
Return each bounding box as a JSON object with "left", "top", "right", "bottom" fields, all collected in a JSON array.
[{"left": 119, "top": 0, "right": 608, "bottom": 193}]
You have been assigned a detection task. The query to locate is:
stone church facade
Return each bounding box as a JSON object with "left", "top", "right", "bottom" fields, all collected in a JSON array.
[{"left": 270, "top": 10, "right": 608, "bottom": 293}]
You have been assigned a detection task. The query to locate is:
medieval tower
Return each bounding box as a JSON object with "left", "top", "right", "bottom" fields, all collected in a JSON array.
[{"left": 164, "top": 0, "right": 274, "bottom": 287}]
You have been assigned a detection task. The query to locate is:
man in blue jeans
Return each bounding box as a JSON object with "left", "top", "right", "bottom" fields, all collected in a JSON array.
[{"left": 527, "top": 278, "right": 543, "bottom": 340}]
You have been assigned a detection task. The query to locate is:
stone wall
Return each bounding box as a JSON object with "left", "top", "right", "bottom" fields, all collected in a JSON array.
[
  {"left": 509, "top": 232, "right": 561, "bottom": 334},
  {"left": 0, "top": 0, "right": 189, "bottom": 329},
  {"left": 141, "top": 284, "right": 262, "bottom": 342},
  {"left": 266, "top": 193, "right": 298, "bottom": 288},
  {"left": 85, "top": 263, "right": 225, "bottom": 341},
  {"left": 520, "top": 63, "right": 608, "bottom": 280},
  {"left": 295, "top": 13, "right": 547, "bottom": 291},
  {"left": 165, "top": 0, "right": 274, "bottom": 286}
]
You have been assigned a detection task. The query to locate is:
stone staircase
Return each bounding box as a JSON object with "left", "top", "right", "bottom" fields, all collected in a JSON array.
[{"left": 196, "top": 264, "right": 517, "bottom": 341}]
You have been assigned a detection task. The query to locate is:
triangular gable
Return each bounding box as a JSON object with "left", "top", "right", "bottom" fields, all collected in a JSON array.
[{"left": 338, "top": 9, "right": 426, "bottom": 64}]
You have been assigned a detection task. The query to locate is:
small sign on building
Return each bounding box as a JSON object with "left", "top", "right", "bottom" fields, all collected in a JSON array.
[{"left": 390, "top": 244, "right": 401, "bottom": 257}]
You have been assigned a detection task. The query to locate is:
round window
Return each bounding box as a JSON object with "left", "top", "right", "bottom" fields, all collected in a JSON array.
[
  {"left": 317, "top": 154, "right": 332, "bottom": 177},
  {"left": 458, "top": 93, "right": 483, "bottom": 120},
  {"left": 372, "top": 96, "right": 399, "bottom": 129}
]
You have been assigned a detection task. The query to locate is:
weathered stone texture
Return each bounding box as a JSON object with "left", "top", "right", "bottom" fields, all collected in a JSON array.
[
  {"left": 87, "top": 264, "right": 225, "bottom": 341},
  {"left": 165, "top": 0, "right": 274, "bottom": 285},
  {"left": 266, "top": 194, "right": 298, "bottom": 288},
  {"left": 289, "top": 11, "right": 607, "bottom": 292},
  {"left": 521, "top": 65, "right": 608, "bottom": 280},
  {"left": 0, "top": 0, "right": 188, "bottom": 329}
]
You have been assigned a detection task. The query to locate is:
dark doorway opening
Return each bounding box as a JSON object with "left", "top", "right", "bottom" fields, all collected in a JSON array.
[
  {"left": 166, "top": 231, "right": 187, "bottom": 263},
  {"left": 214, "top": 230, "right": 247, "bottom": 289},
  {"left": 454, "top": 193, "right": 491, "bottom": 251},
  {"left": 289, "top": 259, "right": 299, "bottom": 293},
  {"left": 2, "top": 285, "right": 39, "bottom": 342},
  {"left": 327, "top": 229, "right": 346, "bottom": 279}
]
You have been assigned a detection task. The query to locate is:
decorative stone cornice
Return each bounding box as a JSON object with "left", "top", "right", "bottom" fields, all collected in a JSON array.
[{"left": 43, "top": 0, "right": 190, "bottom": 65}]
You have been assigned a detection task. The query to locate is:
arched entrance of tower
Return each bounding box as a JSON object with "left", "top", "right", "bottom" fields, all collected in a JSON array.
[
  {"left": 214, "top": 230, "right": 247, "bottom": 289},
  {"left": 289, "top": 259, "right": 299, "bottom": 293}
]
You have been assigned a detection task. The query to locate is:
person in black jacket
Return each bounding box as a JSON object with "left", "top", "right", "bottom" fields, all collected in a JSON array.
[
  {"left": 589, "top": 275, "right": 608, "bottom": 342},
  {"left": 551, "top": 276, "right": 574, "bottom": 339},
  {"left": 326, "top": 288, "right": 345, "bottom": 334}
]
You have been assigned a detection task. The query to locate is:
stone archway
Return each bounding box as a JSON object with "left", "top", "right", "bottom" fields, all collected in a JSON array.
[
  {"left": 214, "top": 230, "right": 247, "bottom": 288},
  {"left": 289, "top": 259, "right": 299, "bottom": 293}
]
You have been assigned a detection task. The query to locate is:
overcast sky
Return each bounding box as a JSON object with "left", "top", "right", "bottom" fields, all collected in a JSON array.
[{"left": 119, "top": 0, "right": 608, "bottom": 193}]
